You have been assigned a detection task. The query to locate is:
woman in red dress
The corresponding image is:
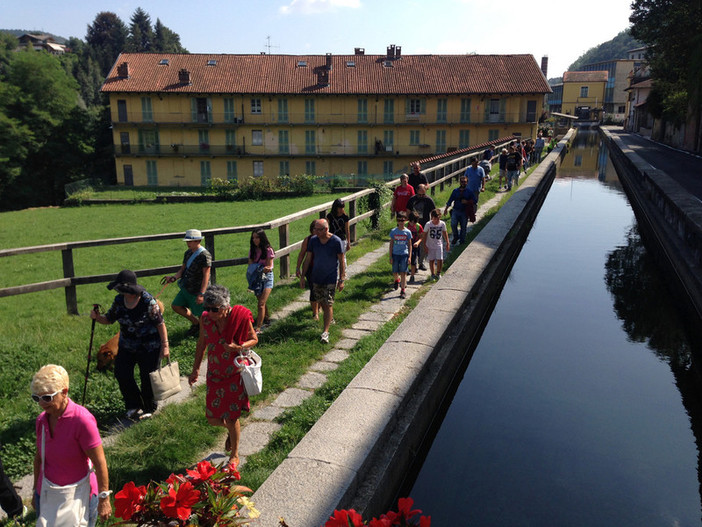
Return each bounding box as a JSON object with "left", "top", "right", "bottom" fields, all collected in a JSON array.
[{"left": 188, "top": 284, "right": 258, "bottom": 466}]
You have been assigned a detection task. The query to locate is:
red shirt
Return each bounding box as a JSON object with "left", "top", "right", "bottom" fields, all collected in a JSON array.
[{"left": 393, "top": 184, "right": 415, "bottom": 213}]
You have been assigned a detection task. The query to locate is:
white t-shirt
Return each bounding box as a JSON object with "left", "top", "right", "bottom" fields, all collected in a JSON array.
[{"left": 424, "top": 220, "right": 447, "bottom": 248}]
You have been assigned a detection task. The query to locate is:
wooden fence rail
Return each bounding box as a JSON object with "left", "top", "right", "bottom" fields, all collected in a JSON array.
[{"left": 0, "top": 143, "right": 509, "bottom": 314}]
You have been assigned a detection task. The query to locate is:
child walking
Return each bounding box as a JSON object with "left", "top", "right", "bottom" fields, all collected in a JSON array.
[
  {"left": 389, "top": 212, "right": 413, "bottom": 299},
  {"left": 407, "top": 211, "right": 423, "bottom": 283},
  {"left": 422, "top": 209, "right": 450, "bottom": 280}
]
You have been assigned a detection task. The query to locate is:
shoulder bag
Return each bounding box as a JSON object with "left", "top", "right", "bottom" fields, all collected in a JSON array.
[
  {"left": 150, "top": 357, "right": 182, "bottom": 400},
  {"left": 234, "top": 350, "right": 263, "bottom": 396}
]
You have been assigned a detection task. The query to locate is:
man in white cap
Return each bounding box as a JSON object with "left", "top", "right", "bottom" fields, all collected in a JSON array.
[{"left": 165, "top": 229, "right": 212, "bottom": 336}]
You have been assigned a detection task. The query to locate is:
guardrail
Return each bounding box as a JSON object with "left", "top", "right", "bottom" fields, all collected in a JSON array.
[{"left": 0, "top": 142, "right": 514, "bottom": 314}]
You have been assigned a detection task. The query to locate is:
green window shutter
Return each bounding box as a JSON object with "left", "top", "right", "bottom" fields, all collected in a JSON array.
[
  {"left": 420, "top": 99, "right": 426, "bottom": 114},
  {"left": 191, "top": 98, "right": 198, "bottom": 122}
]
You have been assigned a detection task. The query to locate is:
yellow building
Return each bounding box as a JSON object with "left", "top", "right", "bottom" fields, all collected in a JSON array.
[
  {"left": 561, "top": 71, "right": 608, "bottom": 120},
  {"left": 101, "top": 48, "right": 552, "bottom": 186}
]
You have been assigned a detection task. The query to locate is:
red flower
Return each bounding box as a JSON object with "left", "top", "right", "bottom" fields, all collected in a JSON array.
[
  {"left": 186, "top": 460, "right": 217, "bottom": 484},
  {"left": 368, "top": 517, "right": 393, "bottom": 527},
  {"left": 114, "top": 481, "right": 146, "bottom": 520},
  {"left": 419, "top": 515, "right": 431, "bottom": 527},
  {"left": 325, "top": 508, "right": 365, "bottom": 527},
  {"left": 160, "top": 481, "right": 201, "bottom": 521},
  {"left": 397, "top": 497, "right": 421, "bottom": 519},
  {"left": 165, "top": 472, "right": 184, "bottom": 485}
]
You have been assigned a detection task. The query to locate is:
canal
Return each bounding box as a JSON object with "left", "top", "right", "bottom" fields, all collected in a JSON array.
[{"left": 407, "top": 130, "right": 702, "bottom": 526}]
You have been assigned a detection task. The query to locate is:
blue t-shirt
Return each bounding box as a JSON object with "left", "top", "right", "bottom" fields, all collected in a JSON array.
[
  {"left": 463, "top": 165, "right": 485, "bottom": 198},
  {"left": 308, "top": 234, "right": 343, "bottom": 285},
  {"left": 390, "top": 227, "right": 412, "bottom": 255}
]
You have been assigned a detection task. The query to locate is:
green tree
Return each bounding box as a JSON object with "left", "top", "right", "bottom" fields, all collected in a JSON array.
[
  {"left": 126, "top": 7, "right": 154, "bottom": 52},
  {"left": 154, "top": 18, "right": 188, "bottom": 53},
  {"left": 85, "top": 11, "right": 128, "bottom": 77},
  {"left": 630, "top": 0, "right": 702, "bottom": 125},
  {"left": 568, "top": 30, "right": 643, "bottom": 71}
]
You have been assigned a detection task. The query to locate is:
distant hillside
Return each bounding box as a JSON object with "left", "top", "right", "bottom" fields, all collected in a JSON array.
[
  {"left": 0, "top": 29, "right": 67, "bottom": 44},
  {"left": 568, "top": 29, "right": 643, "bottom": 70}
]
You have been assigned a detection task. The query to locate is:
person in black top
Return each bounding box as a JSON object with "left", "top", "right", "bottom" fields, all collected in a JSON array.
[
  {"left": 408, "top": 162, "right": 429, "bottom": 193},
  {"left": 326, "top": 198, "right": 350, "bottom": 255}
]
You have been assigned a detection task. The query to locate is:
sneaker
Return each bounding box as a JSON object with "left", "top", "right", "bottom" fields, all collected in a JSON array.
[
  {"left": 139, "top": 412, "right": 153, "bottom": 420},
  {"left": 320, "top": 331, "right": 330, "bottom": 344},
  {"left": 430, "top": 274, "right": 437, "bottom": 281},
  {"left": 126, "top": 408, "right": 140, "bottom": 420},
  {"left": 409, "top": 275, "right": 415, "bottom": 283},
  {"left": 400, "top": 290, "right": 406, "bottom": 299},
  {"left": 393, "top": 280, "right": 400, "bottom": 290},
  {"left": 435, "top": 274, "right": 441, "bottom": 280},
  {"left": 331, "top": 318, "right": 336, "bottom": 325},
  {"left": 419, "top": 264, "right": 427, "bottom": 271}
]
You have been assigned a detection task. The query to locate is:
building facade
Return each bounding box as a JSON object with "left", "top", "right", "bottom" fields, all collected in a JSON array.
[
  {"left": 561, "top": 71, "right": 608, "bottom": 120},
  {"left": 101, "top": 49, "right": 551, "bottom": 186},
  {"left": 575, "top": 60, "right": 635, "bottom": 120}
]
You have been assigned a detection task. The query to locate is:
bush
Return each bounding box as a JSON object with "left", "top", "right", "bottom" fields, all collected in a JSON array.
[
  {"left": 236, "top": 177, "right": 272, "bottom": 200},
  {"left": 64, "top": 188, "right": 94, "bottom": 206},
  {"left": 209, "top": 178, "right": 237, "bottom": 200}
]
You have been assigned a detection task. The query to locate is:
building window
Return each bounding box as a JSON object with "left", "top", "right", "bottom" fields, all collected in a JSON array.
[
  {"left": 383, "top": 161, "right": 393, "bottom": 176},
  {"left": 226, "top": 161, "right": 238, "bottom": 182},
  {"left": 383, "top": 99, "right": 394, "bottom": 124},
  {"left": 120, "top": 132, "right": 130, "bottom": 154},
  {"left": 141, "top": 97, "right": 153, "bottom": 122},
  {"left": 458, "top": 130, "right": 470, "bottom": 149},
  {"left": 123, "top": 165, "right": 134, "bottom": 186},
  {"left": 278, "top": 99, "right": 288, "bottom": 123},
  {"left": 252, "top": 130, "right": 263, "bottom": 146},
  {"left": 253, "top": 160, "right": 264, "bottom": 177},
  {"left": 305, "top": 130, "right": 316, "bottom": 154},
  {"left": 357, "top": 99, "right": 368, "bottom": 123},
  {"left": 226, "top": 130, "right": 236, "bottom": 152},
  {"left": 224, "top": 98, "right": 235, "bottom": 122},
  {"left": 460, "top": 99, "right": 471, "bottom": 123},
  {"left": 487, "top": 99, "right": 504, "bottom": 122},
  {"left": 200, "top": 161, "right": 211, "bottom": 186},
  {"left": 407, "top": 98, "right": 423, "bottom": 115},
  {"left": 279, "top": 161, "right": 289, "bottom": 176},
  {"left": 357, "top": 130, "right": 368, "bottom": 154},
  {"left": 488, "top": 129, "right": 499, "bottom": 141},
  {"left": 357, "top": 161, "right": 367, "bottom": 176},
  {"left": 251, "top": 98, "right": 262, "bottom": 114},
  {"left": 383, "top": 130, "right": 394, "bottom": 151},
  {"left": 138, "top": 129, "right": 159, "bottom": 154},
  {"left": 192, "top": 97, "right": 212, "bottom": 123},
  {"left": 305, "top": 99, "right": 315, "bottom": 123},
  {"left": 198, "top": 130, "right": 210, "bottom": 152},
  {"left": 305, "top": 161, "right": 316, "bottom": 175},
  {"left": 437, "top": 99, "right": 447, "bottom": 123},
  {"left": 146, "top": 160, "right": 157, "bottom": 186},
  {"left": 409, "top": 130, "right": 421, "bottom": 146},
  {"left": 436, "top": 130, "right": 446, "bottom": 153},
  {"left": 117, "top": 100, "right": 128, "bottom": 122},
  {"left": 618, "top": 105, "right": 626, "bottom": 113},
  {"left": 279, "top": 130, "right": 289, "bottom": 154},
  {"left": 580, "top": 86, "right": 589, "bottom": 98}
]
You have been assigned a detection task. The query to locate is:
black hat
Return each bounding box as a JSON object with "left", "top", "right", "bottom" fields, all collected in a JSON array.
[{"left": 107, "top": 269, "right": 144, "bottom": 295}]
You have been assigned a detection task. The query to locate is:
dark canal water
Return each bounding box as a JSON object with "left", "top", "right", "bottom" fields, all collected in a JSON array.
[{"left": 408, "top": 131, "right": 702, "bottom": 526}]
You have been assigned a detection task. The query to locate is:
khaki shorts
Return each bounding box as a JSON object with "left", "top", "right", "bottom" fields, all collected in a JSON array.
[{"left": 312, "top": 283, "right": 336, "bottom": 306}]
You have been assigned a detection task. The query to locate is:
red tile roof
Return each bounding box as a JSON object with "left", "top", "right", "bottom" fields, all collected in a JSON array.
[
  {"left": 102, "top": 53, "right": 552, "bottom": 95},
  {"left": 563, "top": 71, "right": 608, "bottom": 83}
]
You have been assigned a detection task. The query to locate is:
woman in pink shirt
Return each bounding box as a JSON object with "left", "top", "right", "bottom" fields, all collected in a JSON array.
[{"left": 32, "top": 364, "right": 111, "bottom": 526}]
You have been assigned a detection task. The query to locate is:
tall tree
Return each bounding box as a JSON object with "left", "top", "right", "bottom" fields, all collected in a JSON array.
[
  {"left": 154, "top": 19, "right": 188, "bottom": 53},
  {"left": 126, "top": 7, "right": 154, "bottom": 52},
  {"left": 85, "top": 11, "right": 128, "bottom": 76}
]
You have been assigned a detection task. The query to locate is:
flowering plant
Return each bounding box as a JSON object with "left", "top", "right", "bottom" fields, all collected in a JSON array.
[
  {"left": 114, "top": 460, "right": 259, "bottom": 526},
  {"left": 321, "top": 498, "right": 430, "bottom": 527}
]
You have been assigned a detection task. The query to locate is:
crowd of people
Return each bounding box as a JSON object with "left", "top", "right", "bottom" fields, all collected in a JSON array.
[{"left": 2, "top": 139, "right": 552, "bottom": 525}]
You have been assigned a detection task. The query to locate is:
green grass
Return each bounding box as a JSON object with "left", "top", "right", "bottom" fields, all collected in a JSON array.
[{"left": 0, "top": 163, "right": 534, "bottom": 490}]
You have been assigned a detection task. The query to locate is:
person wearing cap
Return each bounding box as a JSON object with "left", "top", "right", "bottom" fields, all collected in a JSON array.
[
  {"left": 91, "top": 270, "right": 169, "bottom": 420},
  {"left": 165, "top": 229, "right": 212, "bottom": 336}
]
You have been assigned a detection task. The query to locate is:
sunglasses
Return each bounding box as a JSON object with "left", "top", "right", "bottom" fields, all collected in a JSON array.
[
  {"left": 206, "top": 306, "right": 221, "bottom": 312},
  {"left": 31, "top": 390, "right": 61, "bottom": 403}
]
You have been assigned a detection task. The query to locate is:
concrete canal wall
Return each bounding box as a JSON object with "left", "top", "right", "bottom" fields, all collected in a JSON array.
[
  {"left": 251, "top": 131, "right": 575, "bottom": 526},
  {"left": 602, "top": 127, "right": 702, "bottom": 324}
]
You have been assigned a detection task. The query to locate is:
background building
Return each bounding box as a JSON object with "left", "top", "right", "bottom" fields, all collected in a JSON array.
[{"left": 101, "top": 48, "right": 551, "bottom": 186}]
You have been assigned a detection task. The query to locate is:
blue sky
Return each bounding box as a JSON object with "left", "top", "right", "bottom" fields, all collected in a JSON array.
[{"left": 5, "top": 0, "right": 635, "bottom": 79}]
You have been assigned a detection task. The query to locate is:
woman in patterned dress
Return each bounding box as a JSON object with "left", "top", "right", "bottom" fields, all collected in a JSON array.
[{"left": 188, "top": 284, "right": 258, "bottom": 466}]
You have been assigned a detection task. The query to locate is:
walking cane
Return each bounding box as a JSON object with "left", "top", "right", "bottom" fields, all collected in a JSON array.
[{"left": 82, "top": 304, "right": 100, "bottom": 406}]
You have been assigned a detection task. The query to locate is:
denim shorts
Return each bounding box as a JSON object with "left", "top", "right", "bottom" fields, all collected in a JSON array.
[
  {"left": 262, "top": 271, "right": 274, "bottom": 290},
  {"left": 392, "top": 253, "right": 409, "bottom": 273}
]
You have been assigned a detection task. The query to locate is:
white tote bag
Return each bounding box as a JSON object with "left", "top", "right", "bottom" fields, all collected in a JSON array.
[
  {"left": 38, "top": 426, "right": 91, "bottom": 527},
  {"left": 149, "top": 357, "right": 182, "bottom": 400},
  {"left": 234, "top": 350, "right": 263, "bottom": 396}
]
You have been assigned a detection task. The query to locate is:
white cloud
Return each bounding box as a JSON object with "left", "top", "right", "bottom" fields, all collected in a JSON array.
[{"left": 279, "top": 0, "right": 361, "bottom": 15}]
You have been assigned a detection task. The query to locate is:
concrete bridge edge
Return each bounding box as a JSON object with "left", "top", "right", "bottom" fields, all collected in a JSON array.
[{"left": 251, "top": 129, "right": 576, "bottom": 527}]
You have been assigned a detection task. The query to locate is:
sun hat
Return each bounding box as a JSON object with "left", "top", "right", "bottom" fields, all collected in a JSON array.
[
  {"left": 107, "top": 269, "right": 144, "bottom": 295},
  {"left": 183, "top": 229, "right": 203, "bottom": 241}
]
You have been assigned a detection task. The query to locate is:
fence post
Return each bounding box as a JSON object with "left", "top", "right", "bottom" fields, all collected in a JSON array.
[
  {"left": 278, "top": 224, "right": 290, "bottom": 278},
  {"left": 348, "top": 198, "right": 357, "bottom": 243},
  {"left": 205, "top": 233, "right": 216, "bottom": 284},
  {"left": 62, "top": 248, "right": 78, "bottom": 315}
]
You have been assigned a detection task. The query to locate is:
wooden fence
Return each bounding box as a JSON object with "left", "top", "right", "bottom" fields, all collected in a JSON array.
[{"left": 0, "top": 142, "right": 512, "bottom": 314}]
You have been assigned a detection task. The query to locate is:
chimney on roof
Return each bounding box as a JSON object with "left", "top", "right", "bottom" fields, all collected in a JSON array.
[
  {"left": 354, "top": 47, "right": 365, "bottom": 55},
  {"left": 395, "top": 46, "right": 401, "bottom": 59},
  {"left": 117, "top": 62, "right": 129, "bottom": 79},
  {"left": 387, "top": 45, "right": 395, "bottom": 60},
  {"left": 317, "top": 69, "right": 329, "bottom": 87},
  {"left": 178, "top": 68, "right": 191, "bottom": 85},
  {"left": 541, "top": 56, "right": 548, "bottom": 78},
  {"left": 326, "top": 52, "right": 332, "bottom": 70}
]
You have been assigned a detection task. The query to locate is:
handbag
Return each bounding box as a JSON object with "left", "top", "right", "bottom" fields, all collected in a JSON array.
[
  {"left": 38, "top": 426, "right": 91, "bottom": 527},
  {"left": 149, "top": 357, "right": 182, "bottom": 400},
  {"left": 234, "top": 350, "right": 263, "bottom": 396}
]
